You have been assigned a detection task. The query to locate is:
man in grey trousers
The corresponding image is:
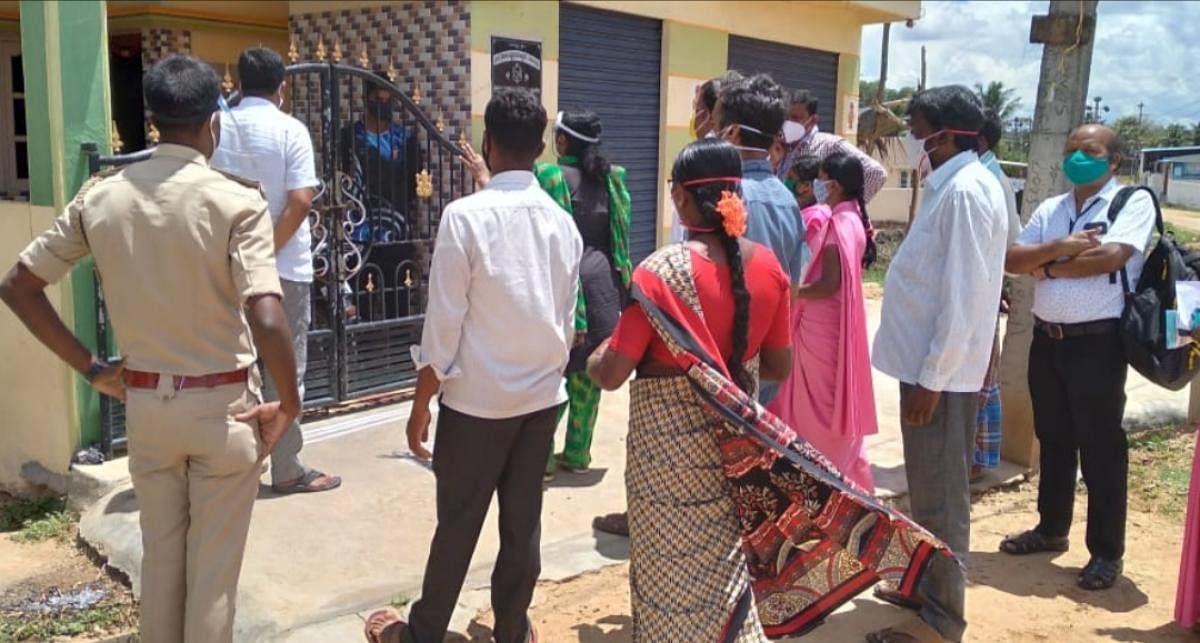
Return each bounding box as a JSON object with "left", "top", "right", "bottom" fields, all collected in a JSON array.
[
  {"left": 868, "top": 85, "right": 1009, "bottom": 643},
  {"left": 212, "top": 47, "right": 341, "bottom": 494}
]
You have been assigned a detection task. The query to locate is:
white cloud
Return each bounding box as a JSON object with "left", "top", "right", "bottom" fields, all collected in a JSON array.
[{"left": 860, "top": 0, "right": 1200, "bottom": 125}]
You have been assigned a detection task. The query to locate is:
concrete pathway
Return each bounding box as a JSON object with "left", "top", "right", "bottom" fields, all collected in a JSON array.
[{"left": 75, "top": 299, "right": 1193, "bottom": 642}]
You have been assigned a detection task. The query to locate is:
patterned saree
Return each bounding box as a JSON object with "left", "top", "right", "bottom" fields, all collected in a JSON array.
[{"left": 625, "top": 244, "right": 953, "bottom": 642}]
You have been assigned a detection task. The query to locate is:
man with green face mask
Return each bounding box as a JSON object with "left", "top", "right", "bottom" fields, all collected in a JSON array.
[{"left": 1001, "top": 123, "right": 1155, "bottom": 592}]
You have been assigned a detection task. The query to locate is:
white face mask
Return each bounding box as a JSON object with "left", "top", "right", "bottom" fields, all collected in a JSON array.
[
  {"left": 902, "top": 130, "right": 938, "bottom": 176},
  {"left": 722, "top": 123, "right": 771, "bottom": 154},
  {"left": 782, "top": 119, "right": 808, "bottom": 144}
]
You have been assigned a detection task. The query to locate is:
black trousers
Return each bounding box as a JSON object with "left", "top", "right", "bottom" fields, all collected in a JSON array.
[
  {"left": 1028, "top": 327, "right": 1129, "bottom": 560},
  {"left": 406, "top": 401, "right": 563, "bottom": 643}
]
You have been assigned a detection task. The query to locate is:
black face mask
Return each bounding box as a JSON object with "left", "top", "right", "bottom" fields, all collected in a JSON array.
[{"left": 367, "top": 100, "right": 394, "bottom": 122}]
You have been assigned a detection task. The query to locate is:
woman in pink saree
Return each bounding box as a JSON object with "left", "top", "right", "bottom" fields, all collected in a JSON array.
[{"left": 769, "top": 152, "right": 878, "bottom": 493}]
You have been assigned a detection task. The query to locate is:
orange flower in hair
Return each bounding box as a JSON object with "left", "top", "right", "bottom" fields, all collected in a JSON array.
[{"left": 716, "top": 190, "right": 748, "bottom": 237}]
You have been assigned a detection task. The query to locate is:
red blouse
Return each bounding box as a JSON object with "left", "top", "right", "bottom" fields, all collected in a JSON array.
[{"left": 610, "top": 244, "right": 792, "bottom": 365}]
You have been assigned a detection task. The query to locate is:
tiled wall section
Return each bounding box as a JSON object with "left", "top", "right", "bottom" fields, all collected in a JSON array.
[
  {"left": 141, "top": 27, "right": 192, "bottom": 70},
  {"left": 289, "top": 1, "right": 470, "bottom": 154},
  {"left": 289, "top": 0, "right": 471, "bottom": 304}
]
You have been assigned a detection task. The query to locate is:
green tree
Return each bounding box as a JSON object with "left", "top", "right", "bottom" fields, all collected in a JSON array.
[
  {"left": 859, "top": 80, "right": 916, "bottom": 104},
  {"left": 1110, "top": 115, "right": 1152, "bottom": 159},
  {"left": 1164, "top": 123, "right": 1191, "bottom": 148},
  {"left": 974, "top": 81, "right": 1023, "bottom": 121}
]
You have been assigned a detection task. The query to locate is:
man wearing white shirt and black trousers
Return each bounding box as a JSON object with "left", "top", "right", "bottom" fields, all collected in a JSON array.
[
  {"left": 1000, "top": 124, "right": 1154, "bottom": 592},
  {"left": 870, "top": 86, "right": 1008, "bottom": 643},
  {"left": 364, "top": 88, "right": 582, "bottom": 643},
  {"left": 211, "top": 47, "right": 341, "bottom": 494}
]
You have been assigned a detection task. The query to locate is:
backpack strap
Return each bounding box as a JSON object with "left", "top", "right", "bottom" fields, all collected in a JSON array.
[{"left": 1104, "top": 185, "right": 1164, "bottom": 291}]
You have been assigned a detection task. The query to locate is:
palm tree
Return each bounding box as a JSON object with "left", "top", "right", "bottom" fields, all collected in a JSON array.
[{"left": 975, "top": 81, "right": 1022, "bottom": 121}]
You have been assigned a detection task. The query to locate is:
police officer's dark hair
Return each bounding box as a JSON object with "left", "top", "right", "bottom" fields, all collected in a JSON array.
[
  {"left": 485, "top": 88, "right": 547, "bottom": 159},
  {"left": 789, "top": 154, "right": 821, "bottom": 183},
  {"left": 907, "top": 84, "right": 985, "bottom": 153},
  {"left": 717, "top": 73, "right": 787, "bottom": 150},
  {"left": 980, "top": 108, "right": 1003, "bottom": 151},
  {"left": 238, "top": 47, "right": 285, "bottom": 97},
  {"left": 790, "top": 89, "right": 819, "bottom": 115},
  {"left": 144, "top": 55, "right": 221, "bottom": 129}
]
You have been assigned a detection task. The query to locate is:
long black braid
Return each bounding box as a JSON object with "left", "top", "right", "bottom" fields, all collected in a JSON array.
[
  {"left": 821, "top": 152, "right": 877, "bottom": 269},
  {"left": 673, "top": 139, "right": 756, "bottom": 396}
]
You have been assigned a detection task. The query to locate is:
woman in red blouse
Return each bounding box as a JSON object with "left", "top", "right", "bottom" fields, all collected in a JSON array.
[{"left": 586, "top": 139, "right": 792, "bottom": 641}]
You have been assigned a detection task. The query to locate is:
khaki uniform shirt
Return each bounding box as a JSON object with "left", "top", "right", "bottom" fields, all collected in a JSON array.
[{"left": 18, "top": 143, "right": 282, "bottom": 376}]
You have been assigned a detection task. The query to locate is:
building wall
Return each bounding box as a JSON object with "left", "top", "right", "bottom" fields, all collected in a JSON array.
[
  {"left": 0, "top": 201, "right": 79, "bottom": 491},
  {"left": 468, "top": 0, "right": 556, "bottom": 152},
  {"left": 290, "top": 1, "right": 470, "bottom": 141},
  {"left": 659, "top": 21, "right": 727, "bottom": 243},
  {"left": 1165, "top": 178, "right": 1200, "bottom": 210},
  {"left": 469, "top": 0, "right": 877, "bottom": 243}
]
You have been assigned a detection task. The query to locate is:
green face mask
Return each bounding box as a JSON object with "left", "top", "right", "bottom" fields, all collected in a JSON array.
[
  {"left": 1062, "top": 150, "right": 1111, "bottom": 186},
  {"left": 784, "top": 178, "right": 799, "bottom": 194}
]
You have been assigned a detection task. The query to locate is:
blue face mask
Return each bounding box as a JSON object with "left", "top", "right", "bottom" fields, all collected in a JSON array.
[
  {"left": 1062, "top": 150, "right": 1111, "bottom": 186},
  {"left": 812, "top": 179, "right": 829, "bottom": 204}
]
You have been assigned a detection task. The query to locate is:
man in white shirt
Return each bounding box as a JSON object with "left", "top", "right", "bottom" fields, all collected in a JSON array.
[
  {"left": 870, "top": 85, "right": 1008, "bottom": 643},
  {"left": 211, "top": 48, "right": 340, "bottom": 494},
  {"left": 374, "top": 88, "right": 581, "bottom": 643},
  {"left": 1000, "top": 124, "right": 1154, "bottom": 592}
]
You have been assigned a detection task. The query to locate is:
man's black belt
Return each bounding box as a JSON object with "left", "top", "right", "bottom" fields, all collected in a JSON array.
[{"left": 1034, "top": 318, "right": 1119, "bottom": 340}]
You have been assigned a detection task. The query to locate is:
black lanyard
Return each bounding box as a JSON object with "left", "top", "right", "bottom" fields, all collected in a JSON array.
[{"left": 1068, "top": 198, "right": 1103, "bottom": 232}]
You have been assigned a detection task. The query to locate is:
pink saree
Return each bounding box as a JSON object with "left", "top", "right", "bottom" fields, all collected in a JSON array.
[{"left": 769, "top": 201, "right": 877, "bottom": 493}]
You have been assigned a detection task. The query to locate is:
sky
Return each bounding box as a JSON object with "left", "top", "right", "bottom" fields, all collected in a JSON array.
[{"left": 860, "top": 1, "right": 1200, "bottom": 125}]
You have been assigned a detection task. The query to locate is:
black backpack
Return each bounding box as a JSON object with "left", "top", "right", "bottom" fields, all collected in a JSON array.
[{"left": 1109, "top": 186, "right": 1200, "bottom": 390}]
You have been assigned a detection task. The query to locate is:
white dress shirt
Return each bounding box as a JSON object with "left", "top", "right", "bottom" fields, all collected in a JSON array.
[
  {"left": 873, "top": 151, "right": 1009, "bottom": 392},
  {"left": 211, "top": 97, "right": 319, "bottom": 283},
  {"left": 1016, "top": 177, "right": 1155, "bottom": 324},
  {"left": 412, "top": 171, "right": 583, "bottom": 419}
]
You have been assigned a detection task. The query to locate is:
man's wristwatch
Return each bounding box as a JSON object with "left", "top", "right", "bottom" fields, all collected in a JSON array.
[
  {"left": 84, "top": 360, "right": 107, "bottom": 383},
  {"left": 1043, "top": 265, "right": 1057, "bottom": 280}
]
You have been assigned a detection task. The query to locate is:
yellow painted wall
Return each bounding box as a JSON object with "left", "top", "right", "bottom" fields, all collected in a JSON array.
[
  {"left": 567, "top": 1, "right": 867, "bottom": 56},
  {"left": 190, "top": 26, "right": 289, "bottom": 68},
  {"left": 0, "top": 201, "right": 79, "bottom": 491},
  {"left": 468, "top": 0, "right": 559, "bottom": 158}
]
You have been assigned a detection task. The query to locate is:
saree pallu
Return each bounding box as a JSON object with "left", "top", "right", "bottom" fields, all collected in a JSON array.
[{"left": 629, "top": 244, "right": 954, "bottom": 641}]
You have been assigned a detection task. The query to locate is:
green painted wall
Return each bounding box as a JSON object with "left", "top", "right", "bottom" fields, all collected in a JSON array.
[
  {"left": 470, "top": 0, "right": 559, "bottom": 59},
  {"left": 664, "top": 22, "right": 726, "bottom": 78},
  {"left": 20, "top": 0, "right": 112, "bottom": 448}
]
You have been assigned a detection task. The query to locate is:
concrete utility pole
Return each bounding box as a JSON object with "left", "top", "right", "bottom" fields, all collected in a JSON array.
[{"left": 999, "top": 0, "right": 1098, "bottom": 469}]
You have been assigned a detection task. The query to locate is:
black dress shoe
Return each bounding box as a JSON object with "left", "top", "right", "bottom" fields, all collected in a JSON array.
[{"left": 1078, "top": 557, "right": 1123, "bottom": 590}]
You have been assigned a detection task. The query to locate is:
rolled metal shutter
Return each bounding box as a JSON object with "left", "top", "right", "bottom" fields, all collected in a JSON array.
[
  {"left": 727, "top": 35, "right": 839, "bottom": 135},
  {"left": 559, "top": 4, "right": 662, "bottom": 263}
]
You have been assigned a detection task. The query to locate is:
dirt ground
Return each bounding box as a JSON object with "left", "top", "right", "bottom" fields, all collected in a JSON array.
[
  {"left": 465, "top": 479, "right": 1195, "bottom": 643},
  {"left": 0, "top": 498, "right": 136, "bottom": 642}
]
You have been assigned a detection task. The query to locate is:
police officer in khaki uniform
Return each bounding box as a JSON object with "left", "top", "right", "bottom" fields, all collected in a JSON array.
[{"left": 0, "top": 55, "right": 300, "bottom": 642}]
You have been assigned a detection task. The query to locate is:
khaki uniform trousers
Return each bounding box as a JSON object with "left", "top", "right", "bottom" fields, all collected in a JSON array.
[{"left": 126, "top": 375, "right": 262, "bottom": 643}]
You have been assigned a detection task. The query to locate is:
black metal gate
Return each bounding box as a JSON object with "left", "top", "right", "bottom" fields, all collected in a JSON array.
[{"left": 88, "top": 61, "right": 471, "bottom": 452}]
